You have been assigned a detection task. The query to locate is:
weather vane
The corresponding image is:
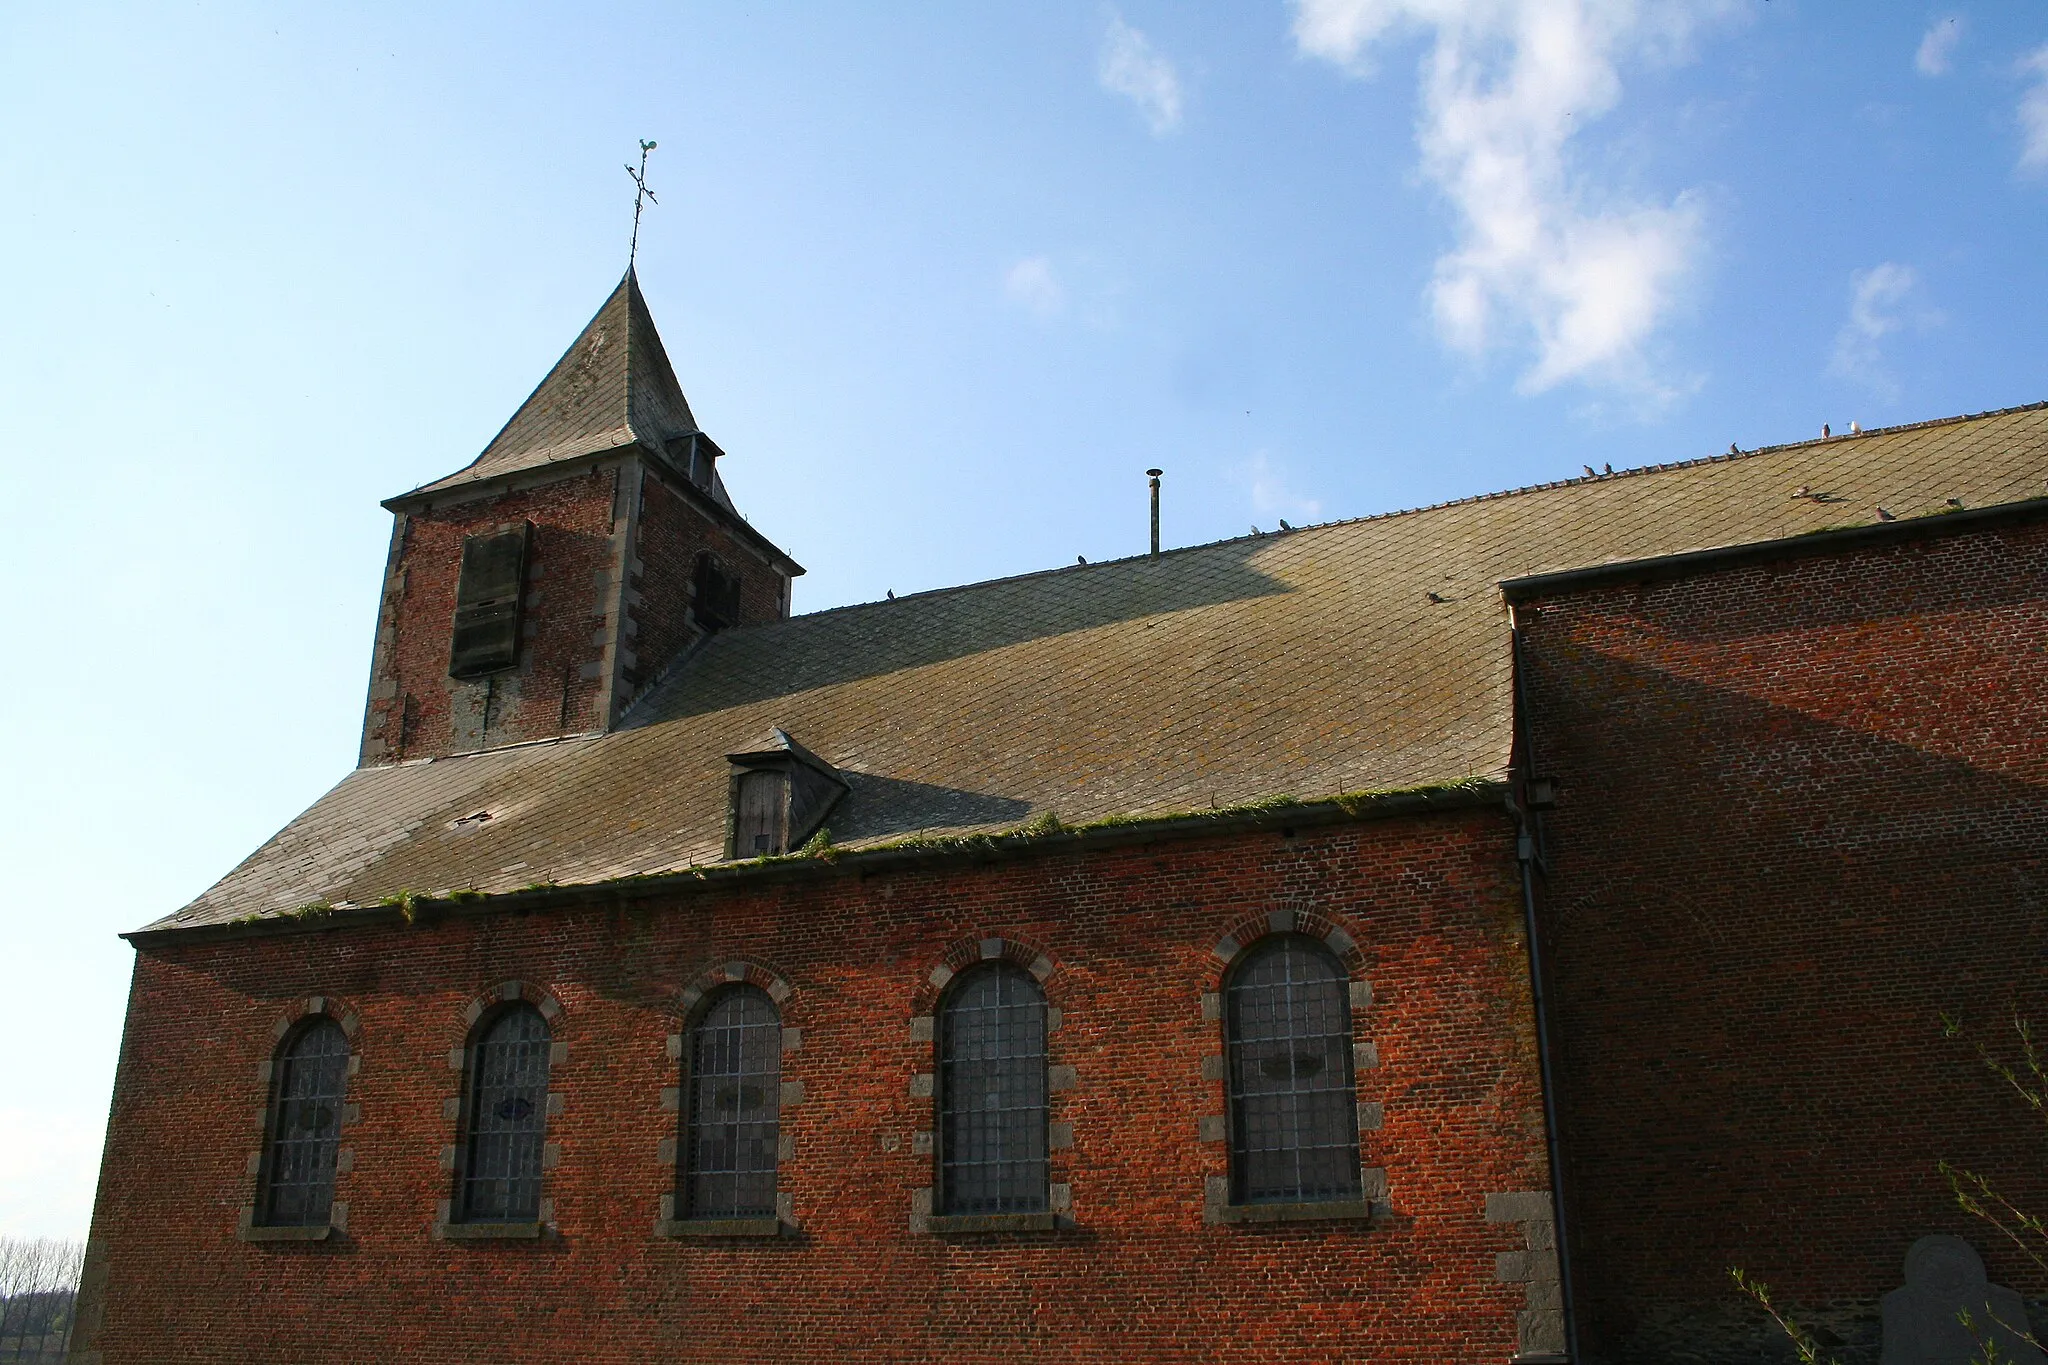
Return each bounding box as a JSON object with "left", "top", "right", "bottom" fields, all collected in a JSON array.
[{"left": 626, "top": 139, "right": 658, "bottom": 267}]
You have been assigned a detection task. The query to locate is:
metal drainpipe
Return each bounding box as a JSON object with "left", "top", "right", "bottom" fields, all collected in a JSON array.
[{"left": 1510, "top": 610, "right": 1582, "bottom": 1364}]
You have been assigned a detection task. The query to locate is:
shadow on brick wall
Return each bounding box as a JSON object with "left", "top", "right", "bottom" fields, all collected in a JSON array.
[{"left": 1521, "top": 603, "right": 2048, "bottom": 1365}]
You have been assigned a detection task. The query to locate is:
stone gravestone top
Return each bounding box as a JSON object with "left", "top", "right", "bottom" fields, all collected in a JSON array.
[{"left": 1881, "top": 1234, "right": 2043, "bottom": 1365}]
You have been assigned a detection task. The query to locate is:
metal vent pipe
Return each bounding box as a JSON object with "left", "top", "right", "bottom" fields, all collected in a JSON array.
[{"left": 1147, "top": 468, "right": 1163, "bottom": 557}]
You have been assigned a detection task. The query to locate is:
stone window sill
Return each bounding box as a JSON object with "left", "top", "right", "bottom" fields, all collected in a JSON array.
[
  {"left": 925, "top": 1212, "right": 1059, "bottom": 1235},
  {"left": 239, "top": 1223, "right": 333, "bottom": 1243},
  {"left": 657, "top": 1217, "right": 787, "bottom": 1239},
  {"left": 1212, "top": 1198, "right": 1375, "bottom": 1225},
  {"left": 435, "top": 1221, "right": 545, "bottom": 1240}
]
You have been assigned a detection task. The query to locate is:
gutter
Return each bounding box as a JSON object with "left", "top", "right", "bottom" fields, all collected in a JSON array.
[{"left": 124, "top": 780, "right": 1507, "bottom": 949}]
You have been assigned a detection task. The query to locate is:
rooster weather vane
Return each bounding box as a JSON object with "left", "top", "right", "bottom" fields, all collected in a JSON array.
[{"left": 626, "top": 139, "right": 658, "bottom": 267}]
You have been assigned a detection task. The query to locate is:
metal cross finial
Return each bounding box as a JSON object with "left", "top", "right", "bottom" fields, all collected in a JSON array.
[{"left": 626, "top": 139, "right": 658, "bottom": 267}]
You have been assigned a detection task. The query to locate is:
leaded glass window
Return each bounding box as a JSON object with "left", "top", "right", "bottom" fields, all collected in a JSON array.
[
  {"left": 457, "top": 1004, "right": 551, "bottom": 1223},
  {"left": 682, "top": 986, "right": 781, "bottom": 1219},
  {"left": 1225, "top": 935, "right": 1362, "bottom": 1205},
  {"left": 257, "top": 1017, "right": 349, "bottom": 1227},
  {"left": 937, "top": 964, "right": 1048, "bottom": 1215}
]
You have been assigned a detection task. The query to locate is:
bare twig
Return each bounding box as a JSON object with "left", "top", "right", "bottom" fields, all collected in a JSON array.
[{"left": 1729, "top": 1267, "right": 1841, "bottom": 1365}]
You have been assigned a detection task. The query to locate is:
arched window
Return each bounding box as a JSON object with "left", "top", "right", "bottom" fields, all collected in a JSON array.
[
  {"left": 457, "top": 1004, "right": 551, "bottom": 1223},
  {"left": 257, "top": 1017, "right": 350, "bottom": 1227},
  {"left": 1225, "top": 934, "right": 1362, "bottom": 1205},
  {"left": 937, "top": 964, "right": 1048, "bottom": 1215},
  {"left": 681, "top": 986, "right": 782, "bottom": 1219}
]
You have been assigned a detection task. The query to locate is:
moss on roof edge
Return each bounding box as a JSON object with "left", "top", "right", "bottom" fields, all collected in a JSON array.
[{"left": 127, "top": 777, "right": 1509, "bottom": 947}]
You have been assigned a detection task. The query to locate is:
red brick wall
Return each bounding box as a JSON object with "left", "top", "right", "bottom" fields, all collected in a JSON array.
[
  {"left": 1517, "top": 518, "right": 2048, "bottom": 1363},
  {"left": 362, "top": 469, "right": 619, "bottom": 763},
  {"left": 359, "top": 460, "right": 793, "bottom": 764},
  {"left": 78, "top": 814, "right": 1547, "bottom": 1364},
  {"left": 627, "top": 466, "right": 789, "bottom": 705}
]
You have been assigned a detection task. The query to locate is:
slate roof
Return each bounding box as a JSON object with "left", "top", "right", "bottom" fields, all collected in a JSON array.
[
  {"left": 392, "top": 270, "right": 728, "bottom": 506},
  {"left": 155, "top": 402, "right": 2048, "bottom": 932}
]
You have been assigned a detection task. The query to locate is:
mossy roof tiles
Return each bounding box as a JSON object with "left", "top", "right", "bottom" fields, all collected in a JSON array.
[{"left": 156, "top": 402, "right": 2048, "bottom": 931}]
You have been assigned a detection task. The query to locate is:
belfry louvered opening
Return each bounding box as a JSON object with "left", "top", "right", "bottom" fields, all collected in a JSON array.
[
  {"left": 692, "top": 551, "right": 742, "bottom": 633},
  {"left": 448, "top": 523, "right": 531, "bottom": 679},
  {"left": 1225, "top": 934, "right": 1362, "bottom": 1205}
]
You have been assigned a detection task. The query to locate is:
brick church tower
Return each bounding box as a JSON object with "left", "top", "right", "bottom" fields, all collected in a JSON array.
[{"left": 359, "top": 270, "right": 802, "bottom": 764}]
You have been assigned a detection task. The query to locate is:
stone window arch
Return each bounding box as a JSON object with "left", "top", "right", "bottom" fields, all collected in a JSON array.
[
  {"left": 255, "top": 1016, "right": 351, "bottom": 1228},
  {"left": 240, "top": 995, "right": 361, "bottom": 1242},
  {"left": 906, "top": 935, "right": 1073, "bottom": 1233},
  {"left": 1223, "top": 933, "right": 1361, "bottom": 1205},
  {"left": 936, "top": 963, "right": 1049, "bottom": 1216},
  {"left": 1197, "top": 909, "right": 1385, "bottom": 1224},
  {"left": 455, "top": 1002, "right": 552, "bottom": 1224},
  {"left": 658, "top": 960, "right": 802, "bottom": 1237},
  {"left": 680, "top": 984, "right": 782, "bottom": 1220}
]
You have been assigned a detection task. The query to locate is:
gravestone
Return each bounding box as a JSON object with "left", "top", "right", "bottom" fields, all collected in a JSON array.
[{"left": 1881, "top": 1234, "right": 2044, "bottom": 1364}]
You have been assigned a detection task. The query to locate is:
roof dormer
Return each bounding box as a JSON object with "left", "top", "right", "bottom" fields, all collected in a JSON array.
[{"left": 725, "top": 729, "right": 848, "bottom": 858}]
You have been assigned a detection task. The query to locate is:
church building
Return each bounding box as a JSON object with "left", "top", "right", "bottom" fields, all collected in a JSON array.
[{"left": 69, "top": 270, "right": 2048, "bottom": 1363}]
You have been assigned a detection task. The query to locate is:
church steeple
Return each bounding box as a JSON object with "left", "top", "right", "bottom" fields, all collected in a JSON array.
[
  {"left": 395, "top": 270, "right": 701, "bottom": 503},
  {"left": 360, "top": 272, "right": 801, "bottom": 766}
]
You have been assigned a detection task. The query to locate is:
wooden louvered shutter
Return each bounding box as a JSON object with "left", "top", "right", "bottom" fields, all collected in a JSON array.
[
  {"left": 733, "top": 769, "right": 789, "bottom": 856},
  {"left": 693, "top": 553, "right": 743, "bottom": 632},
  {"left": 449, "top": 525, "right": 530, "bottom": 679}
]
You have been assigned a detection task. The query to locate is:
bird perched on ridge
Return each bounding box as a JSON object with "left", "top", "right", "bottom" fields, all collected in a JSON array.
[
  {"left": 1278, "top": 519, "right": 1292, "bottom": 531},
  {"left": 1583, "top": 464, "right": 1597, "bottom": 477}
]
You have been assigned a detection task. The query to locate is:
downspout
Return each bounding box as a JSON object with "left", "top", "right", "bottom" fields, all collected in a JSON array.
[{"left": 1510, "top": 605, "right": 1582, "bottom": 1364}]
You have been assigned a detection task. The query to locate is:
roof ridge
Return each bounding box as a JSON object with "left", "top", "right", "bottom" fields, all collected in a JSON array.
[
  {"left": 1274, "top": 398, "right": 2048, "bottom": 540},
  {"left": 758, "top": 399, "right": 2048, "bottom": 628},
  {"left": 618, "top": 267, "right": 642, "bottom": 445}
]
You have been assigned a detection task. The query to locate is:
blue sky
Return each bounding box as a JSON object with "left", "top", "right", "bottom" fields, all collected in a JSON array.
[{"left": 1, "top": 0, "right": 2044, "bottom": 1241}]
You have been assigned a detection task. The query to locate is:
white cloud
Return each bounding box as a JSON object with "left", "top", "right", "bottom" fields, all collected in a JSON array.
[
  {"left": 1099, "top": 15, "right": 1184, "bottom": 135},
  {"left": 1829, "top": 262, "right": 1935, "bottom": 397},
  {"left": 1291, "top": 0, "right": 1737, "bottom": 401},
  {"left": 2020, "top": 45, "right": 2048, "bottom": 174},
  {"left": 1004, "top": 256, "right": 1067, "bottom": 319},
  {"left": 1244, "top": 451, "right": 1324, "bottom": 525},
  {"left": 1915, "top": 16, "right": 1962, "bottom": 77}
]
